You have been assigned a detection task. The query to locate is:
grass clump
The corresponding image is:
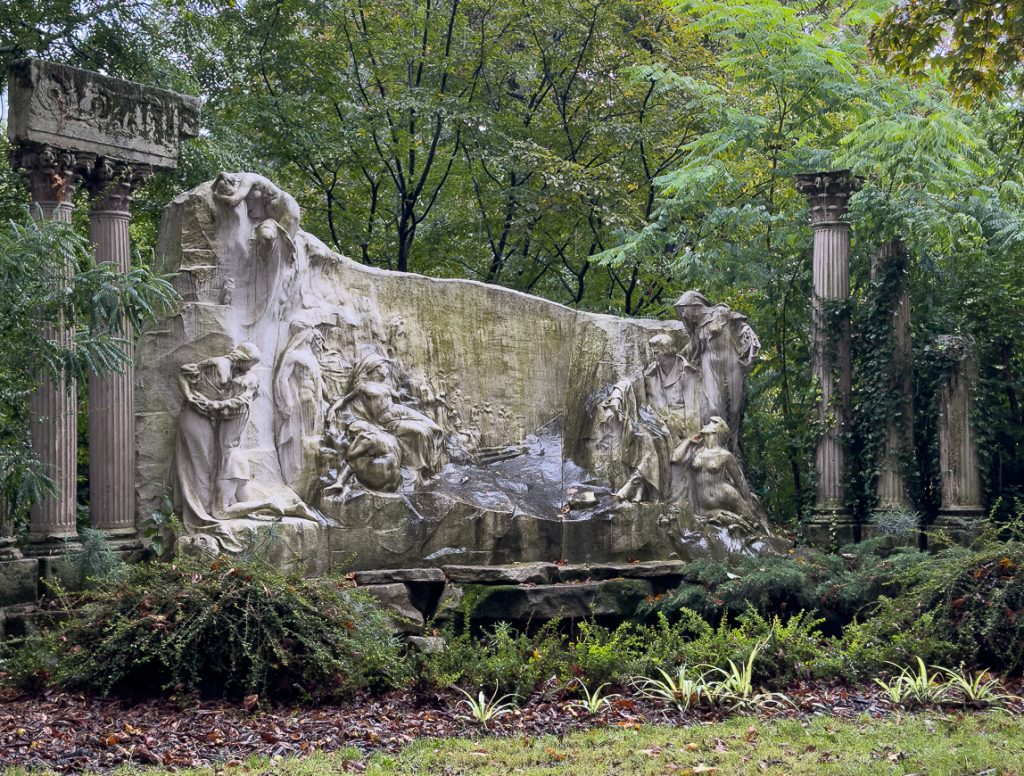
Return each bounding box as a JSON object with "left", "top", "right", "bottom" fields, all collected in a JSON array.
[{"left": 2, "top": 555, "right": 410, "bottom": 701}]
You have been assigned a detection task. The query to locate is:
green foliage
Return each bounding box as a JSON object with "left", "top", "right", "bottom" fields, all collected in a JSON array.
[
  {"left": 454, "top": 687, "right": 518, "bottom": 728},
  {"left": 873, "top": 657, "right": 949, "bottom": 707},
  {"left": 632, "top": 665, "right": 711, "bottom": 713},
  {"left": 0, "top": 211, "right": 178, "bottom": 524},
  {"left": 63, "top": 527, "right": 126, "bottom": 588},
  {"left": 870, "top": 0, "right": 1024, "bottom": 103},
  {"left": 567, "top": 679, "right": 620, "bottom": 716},
  {"left": 423, "top": 620, "right": 566, "bottom": 699},
  {"left": 37, "top": 556, "right": 410, "bottom": 701},
  {"left": 843, "top": 538, "right": 1024, "bottom": 676}
]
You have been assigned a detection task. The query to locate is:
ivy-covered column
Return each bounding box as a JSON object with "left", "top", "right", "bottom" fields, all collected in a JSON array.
[
  {"left": 795, "top": 170, "right": 861, "bottom": 547},
  {"left": 9, "top": 144, "right": 81, "bottom": 554},
  {"left": 82, "top": 158, "right": 152, "bottom": 547},
  {"left": 933, "top": 335, "right": 984, "bottom": 542},
  {"left": 868, "top": 240, "right": 915, "bottom": 523}
]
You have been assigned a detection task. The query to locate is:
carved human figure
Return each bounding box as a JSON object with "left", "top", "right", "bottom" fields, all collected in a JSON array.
[
  {"left": 673, "top": 416, "right": 767, "bottom": 533},
  {"left": 327, "top": 352, "right": 443, "bottom": 489},
  {"left": 170, "top": 342, "right": 262, "bottom": 552},
  {"left": 274, "top": 324, "right": 328, "bottom": 489},
  {"left": 674, "top": 291, "right": 761, "bottom": 447},
  {"left": 602, "top": 333, "right": 699, "bottom": 502},
  {"left": 212, "top": 172, "right": 302, "bottom": 324},
  {"left": 172, "top": 341, "right": 319, "bottom": 551}
]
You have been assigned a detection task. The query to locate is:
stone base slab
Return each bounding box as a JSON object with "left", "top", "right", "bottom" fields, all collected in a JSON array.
[
  {"left": 0, "top": 558, "right": 39, "bottom": 606},
  {"left": 804, "top": 512, "right": 858, "bottom": 550},
  {"left": 929, "top": 511, "right": 986, "bottom": 548}
]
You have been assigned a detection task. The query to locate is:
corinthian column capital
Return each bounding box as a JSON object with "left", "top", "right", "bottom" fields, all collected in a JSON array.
[
  {"left": 795, "top": 170, "right": 863, "bottom": 228},
  {"left": 9, "top": 143, "right": 80, "bottom": 217},
  {"left": 80, "top": 157, "right": 154, "bottom": 213}
]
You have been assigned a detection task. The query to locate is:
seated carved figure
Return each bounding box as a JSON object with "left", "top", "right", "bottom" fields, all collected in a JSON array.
[
  {"left": 325, "top": 352, "right": 443, "bottom": 492},
  {"left": 673, "top": 416, "right": 768, "bottom": 534}
]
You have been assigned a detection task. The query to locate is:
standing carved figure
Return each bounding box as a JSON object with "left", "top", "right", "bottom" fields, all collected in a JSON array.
[
  {"left": 674, "top": 291, "right": 761, "bottom": 448},
  {"left": 170, "top": 342, "right": 262, "bottom": 552},
  {"left": 274, "top": 324, "right": 328, "bottom": 490},
  {"left": 602, "top": 333, "right": 699, "bottom": 501}
]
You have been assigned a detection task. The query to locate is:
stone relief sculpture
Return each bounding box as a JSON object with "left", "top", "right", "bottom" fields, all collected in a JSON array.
[
  {"left": 171, "top": 342, "right": 318, "bottom": 553},
  {"left": 594, "top": 292, "right": 761, "bottom": 517},
  {"left": 274, "top": 323, "right": 329, "bottom": 491},
  {"left": 601, "top": 333, "right": 698, "bottom": 502},
  {"left": 142, "top": 172, "right": 786, "bottom": 568},
  {"left": 674, "top": 416, "right": 768, "bottom": 534},
  {"left": 324, "top": 352, "right": 444, "bottom": 494},
  {"left": 675, "top": 291, "right": 761, "bottom": 448}
]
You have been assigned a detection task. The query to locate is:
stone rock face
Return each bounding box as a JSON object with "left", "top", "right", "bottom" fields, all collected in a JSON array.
[
  {"left": 466, "top": 579, "right": 655, "bottom": 621},
  {"left": 138, "top": 174, "right": 787, "bottom": 570}
]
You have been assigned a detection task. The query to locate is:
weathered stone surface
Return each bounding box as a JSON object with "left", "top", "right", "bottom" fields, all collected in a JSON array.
[
  {"left": 353, "top": 568, "right": 447, "bottom": 585},
  {"left": 442, "top": 563, "right": 559, "bottom": 585},
  {"left": 177, "top": 517, "right": 329, "bottom": 575},
  {"left": 138, "top": 173, "right": 788, "bottom": 568},
  {"left": 466, "top": 579, "right": 654, "bottom": 621},
  {"left": 358, "top": 583, "right": 424, "bottom": 633},
  {"left": 7, "top": 59, "right": 200, "bottom": 169},
  {"left": 406, "top": 636, "right": 445, "bottom": 654},
  {"left": 0, "top": 559, "right": 39, "bottom": 606},
  {"left": 556, "top": 560, "right": 686, "bottom": 582}
]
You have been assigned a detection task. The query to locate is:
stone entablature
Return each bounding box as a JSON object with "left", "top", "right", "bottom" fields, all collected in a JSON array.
[{"left": 8, "top": 59, "right": 200, "bottom": 169}]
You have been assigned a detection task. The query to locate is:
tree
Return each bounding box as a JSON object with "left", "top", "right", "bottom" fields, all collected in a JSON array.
[{"left": 870, "top": 0, "right": 1024, "bottom": 103}]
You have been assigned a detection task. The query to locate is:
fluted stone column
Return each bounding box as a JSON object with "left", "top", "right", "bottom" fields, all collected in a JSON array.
[
  {"left": 870, "top": 240, "right": 915, "bottom": 518},
  {"left": 83, "top": 159, "right": 152, "bottom": 546},
  {"left": 795, "top": 171, "right": 862, "bottom": 547},
  {"left": 933, "top": 335, "right": 984, "bottom": 542},
  {"left": 10, "top": 144, "right": 81, "bottom": 554}
]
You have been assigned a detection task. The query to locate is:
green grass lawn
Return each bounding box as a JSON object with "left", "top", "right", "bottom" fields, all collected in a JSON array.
[{"left": 6, "top": 713, "right": 1023, "bottom": 775}]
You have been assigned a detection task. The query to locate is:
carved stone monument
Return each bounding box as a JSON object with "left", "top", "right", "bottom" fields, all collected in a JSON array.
[
  {"left": 139, "top": 173, "right": 787, "bottom": 570},
  {"left": 6, "top": 59, "right": 199, "bottom": 556}
]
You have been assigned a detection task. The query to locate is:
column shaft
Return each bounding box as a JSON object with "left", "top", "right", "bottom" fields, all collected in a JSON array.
[
  {"left": 871, "top": 240, "right": 914, "bottom": 512},
  {"left": 937, "top": 338, "right": 983, "bottom": 515},
  {"left": 88, "top": 209, "right": 136, "bottom": 536},
  {"left": 84, "top": 161, "right": 151, "bottom": 542},
  {"left": 796, "top": 171, "right": 862, "bottom": 547},
  {"left": 11, "top": 145, "right": 80, "bottom": 551},
  {"left": 811, "top": 221, "right": 852, "bottom": 512}
]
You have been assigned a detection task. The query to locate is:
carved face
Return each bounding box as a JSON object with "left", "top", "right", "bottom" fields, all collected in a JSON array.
[
  {"left": 648, "top": 334, "right": 676, "bottom": 362},
  {"left": 213, "top": 172, "right": 239, "bottom": 196},
  {"left": 699, "top": 416, "right": 730, "bottom": 441}
]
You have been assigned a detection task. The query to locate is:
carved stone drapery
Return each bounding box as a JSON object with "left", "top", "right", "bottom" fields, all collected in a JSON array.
[
  {"left": 795, "top": 170, "right": 862, "bottom": 547},
  {"left": 82, "top": 158, "right": 153, "bottom": 544},
  {"left": 10, "top": 144, "right": 81, "bottom": 552}
]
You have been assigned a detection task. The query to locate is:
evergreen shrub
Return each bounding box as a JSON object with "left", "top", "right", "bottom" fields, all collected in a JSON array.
[{"left": 20, "top": 556, "right": 410, "bottom": 701}]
